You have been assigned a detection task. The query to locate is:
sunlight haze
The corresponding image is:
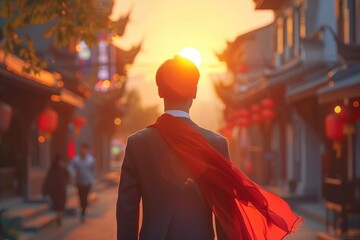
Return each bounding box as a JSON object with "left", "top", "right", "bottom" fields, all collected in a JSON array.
[{"left": 110, "top": 0, "right": 273, "bottom": 130}]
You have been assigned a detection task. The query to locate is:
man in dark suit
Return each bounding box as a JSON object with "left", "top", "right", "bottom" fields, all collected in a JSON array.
[{"left": 116, "top": 56, "right": 229, "bottom": 240}]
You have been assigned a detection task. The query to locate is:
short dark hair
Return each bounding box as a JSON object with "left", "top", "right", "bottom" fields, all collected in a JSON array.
[{"left": 156, "top": 56, "right": 199, "bottom": 100}]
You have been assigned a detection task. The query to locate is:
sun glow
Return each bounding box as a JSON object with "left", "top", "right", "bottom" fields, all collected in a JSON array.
[{"left": 178, "top": 47, "right": 202, "bottom": 66}]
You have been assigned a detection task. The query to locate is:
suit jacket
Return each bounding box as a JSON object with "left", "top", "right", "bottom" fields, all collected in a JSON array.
[{"left": 116, "top": 117, "right": 230, "bottom": 240}]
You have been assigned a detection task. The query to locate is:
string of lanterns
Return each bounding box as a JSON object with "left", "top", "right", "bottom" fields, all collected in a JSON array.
[
  {"left": 37, "top": 107, "right": 87, "bottom": 141},
  {"left": 219, "top": 97, "right": 276, "bottom": 138}
]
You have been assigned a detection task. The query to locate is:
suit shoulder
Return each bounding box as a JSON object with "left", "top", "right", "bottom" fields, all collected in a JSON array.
[
  {"left": 196, "top": 126, "right": 227, "bottom": 143},
  {"left": 128, "top": 127, "right": 158, "bottom": 143}
]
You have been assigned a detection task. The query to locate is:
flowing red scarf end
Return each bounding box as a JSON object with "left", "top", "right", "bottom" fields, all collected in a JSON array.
[{"left": 149, "top": 114, "right": 303, "bottom": 240}]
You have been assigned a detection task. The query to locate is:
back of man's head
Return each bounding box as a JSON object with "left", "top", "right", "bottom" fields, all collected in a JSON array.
[{"left": 156, "top": 56, "right": 200, "bottom": 101}]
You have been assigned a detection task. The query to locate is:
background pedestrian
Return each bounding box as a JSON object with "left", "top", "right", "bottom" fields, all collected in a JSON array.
[
  {"left": 42, "top": 153, "right": 69, "bottom": 227},
  {"left": 70, "top": 143, "right": 96, "bottom": 223}
]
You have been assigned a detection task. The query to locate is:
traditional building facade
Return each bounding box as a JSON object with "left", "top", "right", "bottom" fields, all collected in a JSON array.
[
  {"left": 0, "top": 49, "right": 85, "bottom": 200},
  {"left": 217, "top": 0, "right": 360, "bottom": 238},
  {"left": 0, "top": 3, "right": 139, "bottom": 201},
  {"left": 76, "top": 37, "right": 141, "bottom": 176}
]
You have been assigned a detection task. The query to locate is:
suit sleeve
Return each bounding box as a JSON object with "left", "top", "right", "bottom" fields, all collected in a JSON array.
[
  {"left": 116, "top": 138, "right": 141, "bottom": 240},
  {"left": 215, "top": 137, "right": 230, "bottom": 240},
  {"left": 220, "top": 138, "right": 230, "bottom": 160}
]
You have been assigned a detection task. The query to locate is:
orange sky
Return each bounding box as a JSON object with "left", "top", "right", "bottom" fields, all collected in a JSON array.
[{"left": 110, "top": 0, "right": 273, "bottom": 130}]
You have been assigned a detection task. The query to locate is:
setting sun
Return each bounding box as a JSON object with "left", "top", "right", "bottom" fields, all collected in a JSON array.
[{"left": 179, "top": 47, "right": 202, "bottom": 66}]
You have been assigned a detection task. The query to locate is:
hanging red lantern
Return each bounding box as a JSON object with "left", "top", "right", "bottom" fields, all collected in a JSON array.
[
  {"left": 72, "top": 116, "right": 86, "bottom": 135},
  {"left": 0, "top": 101, "right": 13, "bottom": 134},
  {"left": 37, "top": 107, "right": 58, "bottom": 137},
  {"left": 325, "top": 109, "right": 352, "bottom": 159},
  {"left": 251, "top": 104, "right": 260, "bottom": 113},
  {"left": 261, "top": 109, "right": 276, "bottom": 121},
  {"left": 261, "top": 98, "right": 275, "bottom": 109},
  {"left": 251, "top": 113, "right": 261, "bottom": 124},
  {"left": 234, "top": 108, "right": 250, "bottom": 118},
  {"left": 325, "top": 111, "right": 349, "bottom": 141},
  {"left": 67, "top": 139, "right": 76, "bottom": 160},
  {"left": 236, "top": 117, "right": 250, "bottom": 127}
]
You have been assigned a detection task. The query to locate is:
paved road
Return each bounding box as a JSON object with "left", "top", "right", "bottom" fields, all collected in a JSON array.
[
  {"left": 30, "top": 185, "right": 325, "bottom": 240},
  {"left": 29, "top": 186, "right": 118, "bottom": 240},
  {"left": 285, "top": 214, "right": 326, "bottom": 240}
]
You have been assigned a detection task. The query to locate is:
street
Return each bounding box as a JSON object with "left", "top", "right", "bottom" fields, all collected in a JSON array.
[
  {"left": 1, "top": 0, "right": 359, "bottom": 239},
  {"left": 27, "top": 184, "right": 324, "bottom": 240},
  {"left": 286, "top": 215, "right": 325, "bottom": 240},
  {"left": 28, "top": 186, "right": 117, "bottom": 240}
]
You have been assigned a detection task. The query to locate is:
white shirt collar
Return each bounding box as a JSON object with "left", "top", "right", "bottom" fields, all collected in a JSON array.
[{"left": 165, "top": 110, "right": 190, "bottom": 119}]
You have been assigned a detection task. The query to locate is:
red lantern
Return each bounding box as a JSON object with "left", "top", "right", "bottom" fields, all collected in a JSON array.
[
  {"left": 325, "top": 109, "right": 352, "bottom": 159},
  {"left": 251, "top": 113, "right": 261, "bottom": 124},
  {"left": 235, "top": 108, "right": 250, "bottom": 118},
  {"left": 0, "top": 101, "right": 12, "bottom": 134},
  {"left": 67, "top": 139, "right": 76, "bottom": 160},
  {"left": 37, "top": 107, "right": 58, "bottom": 135},
  {"left": 261, "top": 109, "right": 276, "bottom": 121},
  {"left": 325, "top": 112, "right": 349, "bottom": 141},
  {"left": 261, "top": 98, "right": 275, "bottom": 109},
  {"left": 251, "top": 104, "right": 260, "bottom": 113},
  {"left": 72, "top": 116, "right": 86, "bottom": 134},
  {"left": 236, "top": 117, "right": 250, "bottom": 127}
]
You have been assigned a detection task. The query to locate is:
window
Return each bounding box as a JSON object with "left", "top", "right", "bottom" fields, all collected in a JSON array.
[
  {"left": 293, "top": 7, "right": 300, "bottom": 56},
  {"left": 338, "top": 0, "right": 360, "bottom": 45},
  {"left": 283, "top": 7, "right": 294, "bottom": 61},
  {"left": 300, "top": 4, "right": 306, "bottom": 38},
  {"left": 286, "top": 8, "right": 294, "bottom": 48},
  {"left": 276, "top": 14, "right": 284, "bottom": 54},
  {"left": 342, "top": 0, "right": 351, "bottom": 43},
  {"left": 274, "top": 3, "right": 304, "bottom": 65},
  {"left": 355, "top": 0, "right": 360, "bottom": 44},
  {"left": 293, "top": 3, "right": 305, "bottom": 57}
]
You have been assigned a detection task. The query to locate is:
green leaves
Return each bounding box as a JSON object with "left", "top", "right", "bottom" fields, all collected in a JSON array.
[{"left": 1, "top": 0, "right": 126, "bottom": 74}]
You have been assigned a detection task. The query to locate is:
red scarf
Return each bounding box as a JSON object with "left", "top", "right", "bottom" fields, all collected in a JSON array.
[{"left": 149, "top": 114, "right": 303, "bottom": 240}]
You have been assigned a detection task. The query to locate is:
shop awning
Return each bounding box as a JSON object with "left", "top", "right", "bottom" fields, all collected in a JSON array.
[
  {"left": 285, "top": 64, "right": 338, "bottom": 103},
  {"left": 0, "top": 67, "right": 60, "bottom": 94},
  {"left": 0, "top": 50, "right": 86, "bottom": 108},
  {"left": 317, "top": 70, "right": 360, "bottom": 104},
  {"left": 0, "top": 50, "right": 60, "bottom": 94},
  {"left": 266, "top": 39, "right": 327, "bottom": 87},
  {"left": 59, "top": 89, "right": 85, "bottom": 108},
  {"left": 265, "top": 57, "right": 302, "bottom": 86},
  {"left": 214, "top": 39, "right": 329, "bottom": 106}
]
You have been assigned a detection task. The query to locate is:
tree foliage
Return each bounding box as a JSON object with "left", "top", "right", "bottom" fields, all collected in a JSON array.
[{"left": 0, "top": 0, "right": 124, "bottom": 73}]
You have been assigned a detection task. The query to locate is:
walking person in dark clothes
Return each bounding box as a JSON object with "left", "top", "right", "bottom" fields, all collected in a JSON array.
[
  {"left": 70, "top": 143, "right": 95, "bottom": 222},
  {"left": 43, "top": 153, "right": 69, "bottom": 227}
]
